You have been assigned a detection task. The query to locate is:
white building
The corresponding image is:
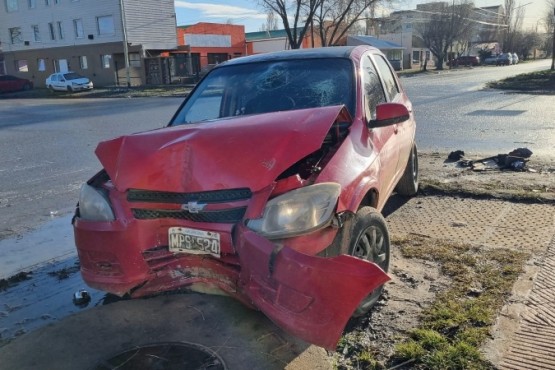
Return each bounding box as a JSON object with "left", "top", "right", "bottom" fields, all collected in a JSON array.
[{"left": 0, "top": 0, "right": 177, "bottom": 87}]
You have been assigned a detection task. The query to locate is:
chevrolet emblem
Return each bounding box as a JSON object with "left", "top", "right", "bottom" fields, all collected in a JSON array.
[{"left": 181, "top": 201, "right": 207, "bottom": 213}]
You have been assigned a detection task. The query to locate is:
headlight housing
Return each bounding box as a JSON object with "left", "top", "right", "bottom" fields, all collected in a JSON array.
[
  {"left": 247, "top": 183, "right": 341, "bottom": 239},
  {"left": 78, "top": 183, "right": 115, "bottom": 221}
]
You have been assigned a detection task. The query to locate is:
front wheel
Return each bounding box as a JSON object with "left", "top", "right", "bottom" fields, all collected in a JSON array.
[
  {"left": 395, "top": 143, "right": 419, "bottom": 196},
  {"left": 349, "top": 207, "right": 390, "bottom": 316}
]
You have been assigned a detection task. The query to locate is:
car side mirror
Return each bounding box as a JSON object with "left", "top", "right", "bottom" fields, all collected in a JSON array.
[{"left": 368, "top": 103, "right": 410, "bottom": 129}]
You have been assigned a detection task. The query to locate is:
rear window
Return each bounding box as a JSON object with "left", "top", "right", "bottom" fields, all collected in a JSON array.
[{"left": 170, "top": 58, "right": 355, "bottom": 126}]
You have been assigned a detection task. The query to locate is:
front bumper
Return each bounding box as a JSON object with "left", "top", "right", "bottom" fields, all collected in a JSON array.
[{"left": 74, "top": 217, "right": 389, "bottom": 350}]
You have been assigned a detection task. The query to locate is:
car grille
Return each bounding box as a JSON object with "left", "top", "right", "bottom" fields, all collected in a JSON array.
[
  {"left": 132, "top": 207, "right": 246, "bottom": 223},
  {"left": 127, "top": 188, "right": 252, "bottom": 203},
  {"left": 128, "top": 188, "right": 251, "bottom": 223}
]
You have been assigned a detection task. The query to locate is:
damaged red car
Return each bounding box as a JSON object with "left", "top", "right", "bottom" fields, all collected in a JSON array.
[{"left": 73, "top": 45, "right": 418, "bottom": 350}]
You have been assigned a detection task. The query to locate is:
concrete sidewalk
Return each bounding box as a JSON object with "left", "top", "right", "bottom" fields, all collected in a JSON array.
[{"left": 386, "top": 195, "right": 555, "bottom": 369}]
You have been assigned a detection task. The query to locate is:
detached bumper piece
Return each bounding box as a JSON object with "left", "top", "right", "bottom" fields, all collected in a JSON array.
[{"left": 237, "top": 225, "right": 390, "bottom": 350}]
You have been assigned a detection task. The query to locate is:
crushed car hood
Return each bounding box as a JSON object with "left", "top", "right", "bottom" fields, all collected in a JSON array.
[{"left": 96, "top": 106, "right": 351, "bottom": 193}]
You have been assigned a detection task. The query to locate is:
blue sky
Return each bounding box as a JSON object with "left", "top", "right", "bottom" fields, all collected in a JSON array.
[{"left": 174, "top": 1, "right": 547, "bottom": 33}]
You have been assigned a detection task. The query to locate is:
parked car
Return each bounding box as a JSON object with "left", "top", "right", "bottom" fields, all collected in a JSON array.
[
  {"left": 483, "top": 55, "right": 498, "bottom": 65},
  {"left": 496, "top": 53, "right": 513, "bottom": 66},
  {"left": 449, "top": 55, "right": 480, "bottom": 67},
  {"left": 72, "top": 45, "right": 418, "bottom": 349},
  {"left": 0, "top": 75, "right": 33, "bottom": 93},
  {"left": 45, "top": 72, "right": 93, "bottom": 92},
  {"left": 511, "top": 53, "right": 519, "bottom": 64}
]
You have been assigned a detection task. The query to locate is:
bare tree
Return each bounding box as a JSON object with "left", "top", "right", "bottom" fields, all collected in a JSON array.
[
  {"left": 314, "top": 0, "right": 385, "bottom": 47},
  {"left": 545, "top": 0, "right": 555, "bottom": 69},
  {"left": 414, "top": 1, "right": 474, "bottom": 70},
  {"left": 501, "top": 0, "right": 525, "bottom": 52},
  {"left": 258, "top": 0, "right": 323, "bottom": 49},
  {"left": 513, "top": 31, "right": 542, "bottom": 60},
  {"left": 260, "top": 10, "right": 280, "bottom": 32}
]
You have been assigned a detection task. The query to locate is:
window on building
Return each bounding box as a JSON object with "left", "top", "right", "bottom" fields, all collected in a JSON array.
[
  {"left": 412, "top": 50, "right": 420, "bottom": 63},
  {"left": 54, "top": 0, "right": 60, "bottom": 3},
  {"left": 101, "top": 54, "right": 112, "bottom": 69},
  {"left": 28, "top": 0, "right": 36, "bottom": 8},
  {"left": 6, "top": 0, "right": 18, "bottom": 12},
  {"left": 57, "top": 21, "right": 64, "bottom": 39},
  {"left": 79, "top": 56, "right": 88, "bottom": 69},
  {"left": 129, "top": 53, "right": 141, "bottom": 67},
  {"left": 38, "top": 58, "right": 46, "bottom": 71},
  {"left": 15, "top": 60, "right": 29, "bottom": 72},
  {"left": 207, "top": 53, "right": 228, "bottom": 65},
  {"left": 73, "top": 19, "right": 84, "bottom": 38},
  {"left": 32, "top": 25, "right": 41, "bottom": 42},
  {"left": 54, "top": 59, "right": 69, "bottom": 72},
  {"left": 97, "top": 15, "right": 115, "bottom": 35},
  {"left": 45, "top": 0, "right": 51, "bottom": 5},
  {"left": 9, "top": 27, "right": 23, "bottom": 44},
  {"left": 48, "top": 22, "right": 56, "bottom": 40}
]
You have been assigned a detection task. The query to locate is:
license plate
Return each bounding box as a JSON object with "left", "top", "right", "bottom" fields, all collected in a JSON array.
[{"left": 168, "top": 227, "right": 220, "bottom": 257}]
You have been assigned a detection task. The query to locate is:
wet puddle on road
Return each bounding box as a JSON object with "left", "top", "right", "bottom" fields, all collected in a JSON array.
[
  {"left": 0, "top": 256, "right": 105, "bottom": 345},
  {"left": 0, "top": 214, "right": 76, "bottom": 280}
]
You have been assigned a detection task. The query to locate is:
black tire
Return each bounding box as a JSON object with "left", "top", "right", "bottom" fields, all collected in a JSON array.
[
  {"left": 48, "top": 85, "right": 55, "bottom": 92},
  {"left": 396, "top": 143, "right": 419, "bottom": 196},
  {"left": 67, "top": 86, "right": 73, "bottom": 92},
  {"left": 22, "top": 83, "right": 31, "bottom": 91},
  {"left": 349, "top": 206, "right": 390, "bottom": 316}
]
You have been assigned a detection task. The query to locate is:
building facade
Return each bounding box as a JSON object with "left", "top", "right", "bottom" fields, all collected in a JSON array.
[
  {"left": 374, "top": 2, "right": 505, "bottom": 69},
  {"left": 173, "top": 23, "right": 246, "bottom": 76},
  {"left": 0, "top": 0, "right": 177, "bottom": 87}
]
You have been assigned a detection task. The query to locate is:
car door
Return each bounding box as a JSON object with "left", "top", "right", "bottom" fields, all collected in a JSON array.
[
  {"left": 360, "top": 53, "right": 399, "bottom": 198},
  {"left": 371, "top": 53, "right": 413, "bottom": 183},
  {"left": 50, "top": 74, "right": 60, "bottom": 90},
  {"left": 55, "top": 74, "right": 67, "bottom": 90}
]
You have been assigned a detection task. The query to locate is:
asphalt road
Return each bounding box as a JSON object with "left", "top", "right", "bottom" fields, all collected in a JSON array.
[
  {"left": 0, "top": 59, "right": 553, "bottom": 277},
  {"left": 401, "top": 59, "right": 555, "bottom": 158}
]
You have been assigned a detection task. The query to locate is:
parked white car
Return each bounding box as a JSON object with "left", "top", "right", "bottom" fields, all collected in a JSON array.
[
  {"left": 46, "top": 72, "right": 93, "bottom": 92},
  {"left": 511, "top": 53, "right": 519, "bottom": 64}
]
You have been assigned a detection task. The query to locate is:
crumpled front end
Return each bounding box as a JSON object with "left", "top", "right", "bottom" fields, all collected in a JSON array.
[{"left": 73, "top": 105, "right": 390, "bottom": 349}]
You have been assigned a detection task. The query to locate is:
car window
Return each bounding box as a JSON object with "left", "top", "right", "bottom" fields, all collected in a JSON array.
[
  {"left": 64, "top": 72, "right": 83, "bottom": 80},
  {"left": 50, "top": 74, "right": 58, "bottom": 82},
  {"left": 361, "top": 55, "right": 386, "bottom": 121},
  {"left": 372, "top": 55, "right": 400, "bottom": 101},
  {"left": 171, "top": 58, "right": 355, "bottom": 126}
]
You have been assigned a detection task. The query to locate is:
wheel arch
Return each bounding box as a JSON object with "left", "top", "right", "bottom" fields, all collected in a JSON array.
[{"left": 343, "top": 178, "right": 381, "bottom": 213}]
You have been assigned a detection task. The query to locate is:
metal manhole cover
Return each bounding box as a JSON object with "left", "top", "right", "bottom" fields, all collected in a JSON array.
[{"left": 92, "top": 342, "right": 226, "bottom": 370}]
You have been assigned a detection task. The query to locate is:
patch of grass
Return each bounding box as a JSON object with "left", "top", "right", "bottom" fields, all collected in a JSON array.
[
  {"left": 335, "top": 331, "right": 384, "bottom": 369},
  {"left": 487, "top": 69, "right": 555, "bottom": 93},
  {"left": 390, "top": 237, "right": 528, "bottom": 369}
]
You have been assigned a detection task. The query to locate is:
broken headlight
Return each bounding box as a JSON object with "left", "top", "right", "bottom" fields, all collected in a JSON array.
[
  {"left": 78, "top": 183, "right": 115, "bottom": 221},
  {"left": 247, "top": 183, "right": 340, "bottom": 239}
]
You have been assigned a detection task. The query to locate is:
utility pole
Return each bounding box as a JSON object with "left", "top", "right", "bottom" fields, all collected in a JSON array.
[
  {"left": 551, "top": 7, "right": 555, "bottom": 71},
  {"left": 449, "top": 0, "right": 454, "bottom": 69},
  {"left": 120, "top": 0, "right": 131, "bottom": 87}
]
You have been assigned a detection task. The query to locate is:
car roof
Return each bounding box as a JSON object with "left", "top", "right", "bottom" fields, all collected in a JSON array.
[{"left": 218, "top": 46, "right": 379, "bottom": 68}]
